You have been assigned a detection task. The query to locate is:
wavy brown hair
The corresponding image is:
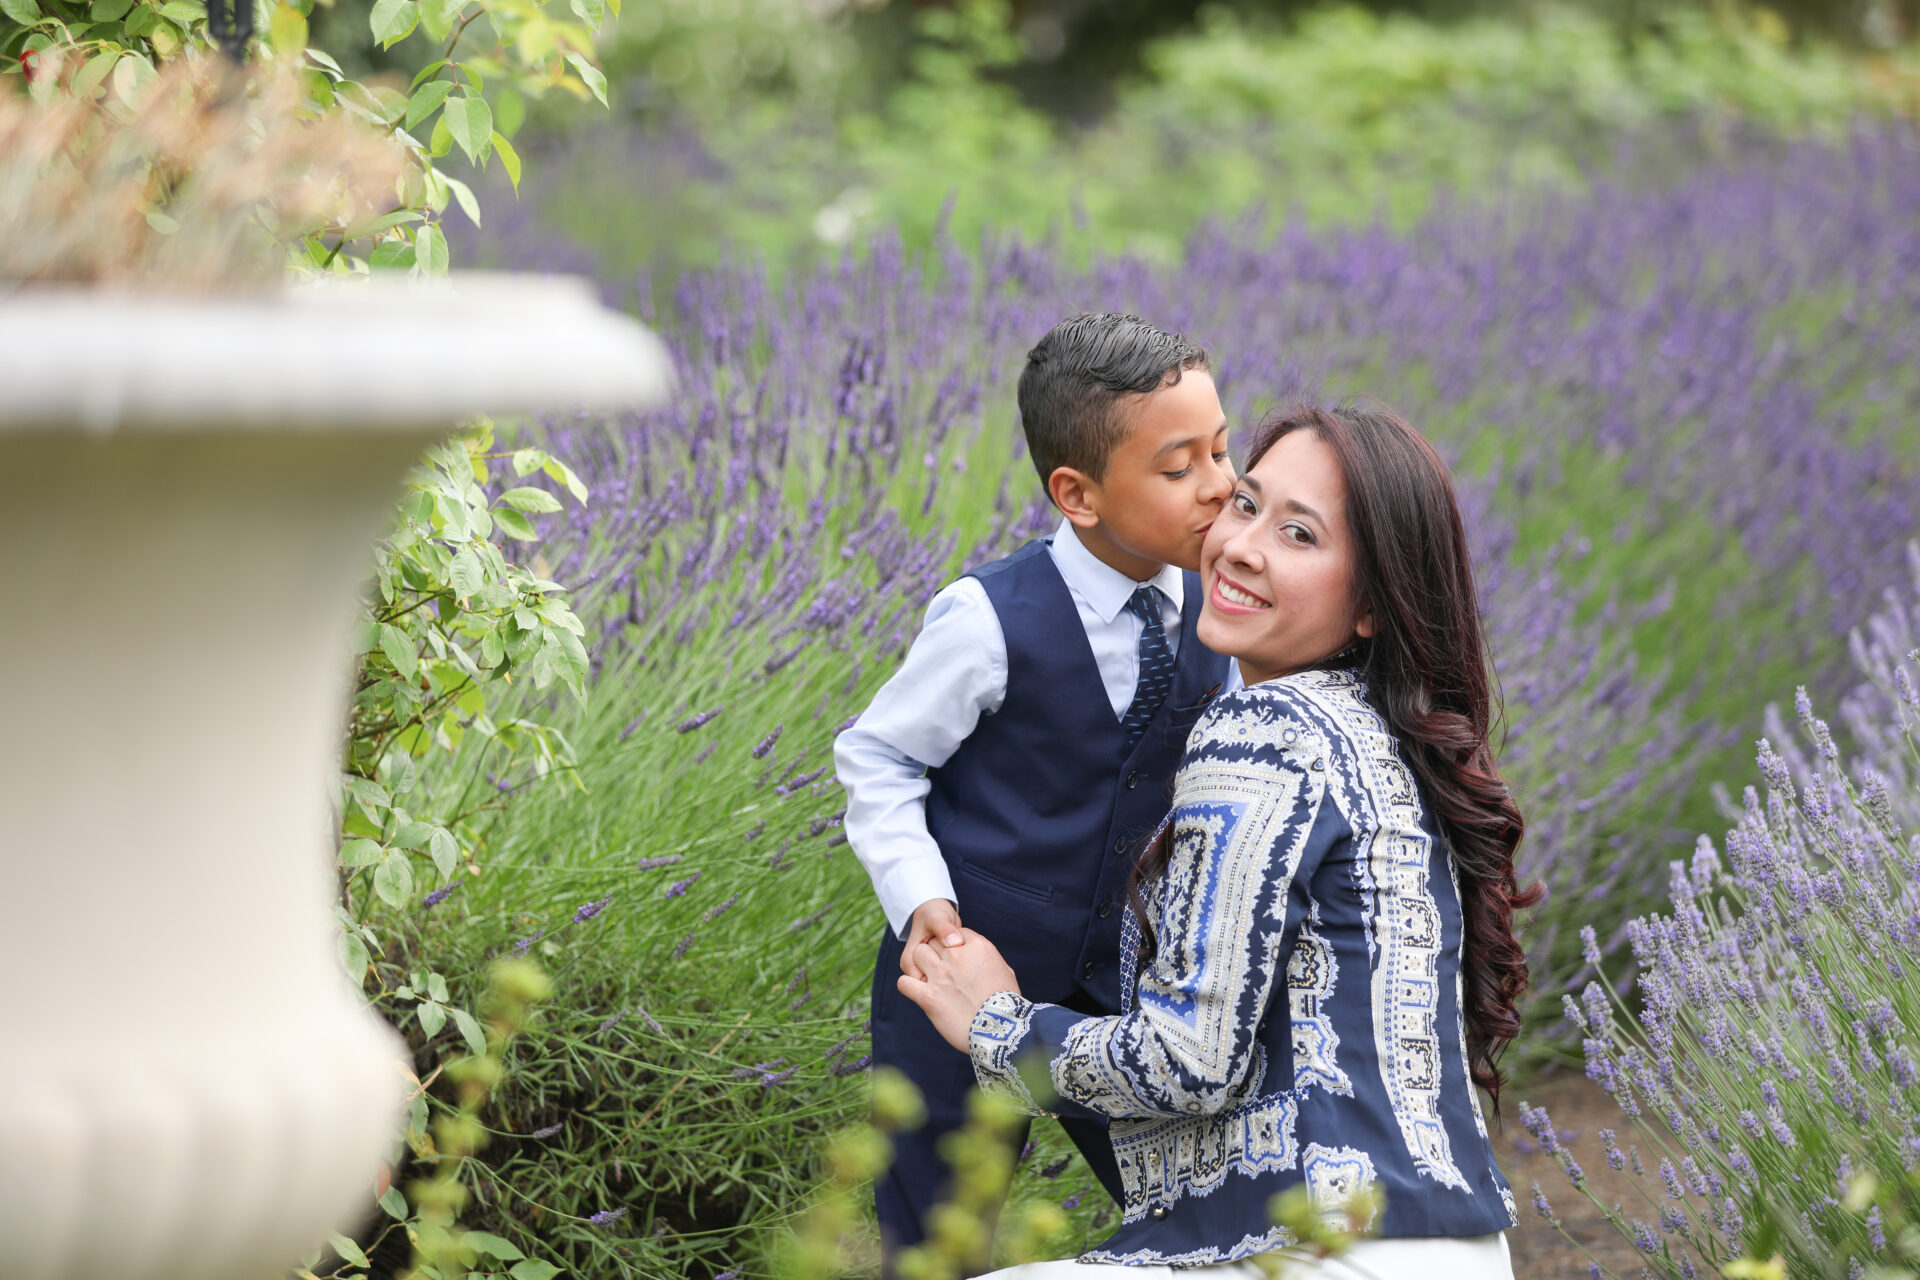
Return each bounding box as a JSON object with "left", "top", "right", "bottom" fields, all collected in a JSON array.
[{"left": 1129, "top": 400, "right": 1543, "bottom": 1111}]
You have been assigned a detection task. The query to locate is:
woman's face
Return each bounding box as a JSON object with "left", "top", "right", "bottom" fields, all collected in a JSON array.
[{"left": 1197, "top": 428, "right": 1373, "bottom": 685}]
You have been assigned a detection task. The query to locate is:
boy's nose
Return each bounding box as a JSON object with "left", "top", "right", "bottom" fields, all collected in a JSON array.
[{"left": 1199, "top": 454, "right": 1234, "bottom": 503}]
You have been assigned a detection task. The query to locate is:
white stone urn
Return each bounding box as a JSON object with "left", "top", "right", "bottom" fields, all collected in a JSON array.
[{"left": 0, "top": 276, "right": 670, "bottom": 1280}]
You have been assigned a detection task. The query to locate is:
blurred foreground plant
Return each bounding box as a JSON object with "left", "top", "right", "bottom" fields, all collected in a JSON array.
[
  {"left": 0, "top": 57, "right": 402, "bottom": 288},
  {"left": 1524, "top": 548, "right": 1920, "bottom": 1278}
]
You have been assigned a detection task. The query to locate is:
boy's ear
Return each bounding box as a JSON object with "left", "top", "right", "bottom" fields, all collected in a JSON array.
[{"left": 1048, "top": 466, "right": 1101, "bottom": 529}]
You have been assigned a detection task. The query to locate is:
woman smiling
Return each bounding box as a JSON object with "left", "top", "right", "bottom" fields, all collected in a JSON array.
[{"left": 901, "top": 401, "right": 1539, "bottom": 1278}]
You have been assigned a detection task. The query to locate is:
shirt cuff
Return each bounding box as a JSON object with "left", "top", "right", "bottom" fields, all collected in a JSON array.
[
  {"left": 969, "top": 990, "right": 1050, "bottom": 1116},
  {"left": 876, "top": 859, "right": 959, "bottom": 939}
]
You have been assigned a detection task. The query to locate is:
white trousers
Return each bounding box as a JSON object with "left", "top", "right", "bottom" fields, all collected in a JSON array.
[{"left": 982, "top": 1232, "right": 1513, "bottom": 1280}]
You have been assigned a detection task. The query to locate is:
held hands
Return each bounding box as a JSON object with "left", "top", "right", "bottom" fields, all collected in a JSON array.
[
  {"left": 900, "top": 898, "right": 965, "bottom": 980},
  {"left": 896, "top": 927, "right": 1021, "bottom": 1054}
]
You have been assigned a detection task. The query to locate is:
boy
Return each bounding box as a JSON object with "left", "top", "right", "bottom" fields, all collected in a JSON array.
[{"left": 834, "top": 313, "right": 1237, "bottom": 1264}]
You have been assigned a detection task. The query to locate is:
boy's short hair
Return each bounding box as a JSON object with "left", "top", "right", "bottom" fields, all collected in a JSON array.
[{"left": 1017, "top": 312, "right": 1209, "bottom": 488}]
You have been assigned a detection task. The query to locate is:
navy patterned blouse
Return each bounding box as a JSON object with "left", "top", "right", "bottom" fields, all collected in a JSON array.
[{"left": 968, "top": 669, "right": 1519, "bottom": 1266}]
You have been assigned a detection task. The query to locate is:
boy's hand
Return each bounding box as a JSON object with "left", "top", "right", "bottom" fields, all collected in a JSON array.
[
  {"left": 901, "top": 898, "right": 964, "bottom": 980},
  {"left": 897, "top": 928, "right": 1020, "bottom": 1054}
]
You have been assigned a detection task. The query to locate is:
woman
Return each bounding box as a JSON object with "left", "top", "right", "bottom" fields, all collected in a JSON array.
[{"left": 900, "top": 402, "right": 1539, "bottom": 1278}]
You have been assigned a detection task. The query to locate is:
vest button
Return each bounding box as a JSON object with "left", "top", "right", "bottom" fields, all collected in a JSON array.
[
  {"left": 1113, "top": 836, "right": 1126, "bottom": 853},
  {"left": 1097, "top": 902, "right": 1113, "bottom": 918},
  {"left": 1082, "top": 962, "right": 1096, "bottom": 979},
  {"left": 1126, "top": 771, "right": 1140, "bottom": 789},
  {"left": 1150, "top": 1204, "right": 1168, "bottom": 1220}
]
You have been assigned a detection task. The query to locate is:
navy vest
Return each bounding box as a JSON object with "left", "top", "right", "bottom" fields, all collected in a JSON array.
[{"left": 924, "top": 539, "right": 1232, "bottom": 1010}]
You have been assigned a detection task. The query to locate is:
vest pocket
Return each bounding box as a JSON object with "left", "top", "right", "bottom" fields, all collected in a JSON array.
[{"left": 957, "top": 860, "right": 1054, "bottom": 904}]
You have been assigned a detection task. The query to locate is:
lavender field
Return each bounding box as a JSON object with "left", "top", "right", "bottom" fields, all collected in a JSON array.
[{"left": 402, "top": 125, "right": 1920, "bottom": 1277}]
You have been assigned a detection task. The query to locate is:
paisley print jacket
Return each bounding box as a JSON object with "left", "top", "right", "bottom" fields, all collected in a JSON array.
[{"left": 968, "top": 670, "right": 1518, "bottom": 1265}]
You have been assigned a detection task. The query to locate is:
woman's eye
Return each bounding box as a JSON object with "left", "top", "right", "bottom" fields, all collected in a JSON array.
[
  {"left": 1164, "top": 466, "right": 1192, "bottom": 480},
  {"left": 1282, "top": 522, "right": 1316, "bottom": 546},
  {"left": 1231, "top": 492, "right": 1256, "bottom": 515}
]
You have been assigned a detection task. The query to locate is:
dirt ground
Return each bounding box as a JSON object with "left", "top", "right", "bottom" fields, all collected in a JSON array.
[{"left": 1496, "top": 1067, "right": 1663, "bottom": 1279}]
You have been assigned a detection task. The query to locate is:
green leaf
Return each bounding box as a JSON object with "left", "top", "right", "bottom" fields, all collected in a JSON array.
[
  {"left": 338, "top": 838, "right": 384, "bottom": 868},
  {"left": 415, "top": 223, "right": 449, "bottom": 278},
  {"left": 392, "top": 819, "right": 436, "bottom": 849},
  {"left": 157, "top": 0, "right": 200, "bottom": 20},
  {"left": 267, "top": 0, "right": 306, "bottom": 55},
  {"left": 499, "top": 486, "right": 563, "bottom": 514},
  {"left": 493, "top": 85, "right": 525, "bottom": 139},
  {"left": 370, "top": 240, "right": 416, "bottom": 272},
  {"left": 404, "top": 77, "right": 453, "bottom": 130},
  {"left": 428, "top": 826, "right": 460, "bottom": 878},
  {"left": 408, "top": 57, "right": 448, "bottom": 90},
  {"left": 451, "top": 1007, "right": 488, "bottom": 1056},
  {"left": 442, "top": 95, "right": 492, "bottom": 164},
  {"left": 90, "top": 0, "right": 134, "bottom": 19},
  {"left": 566, "top": 0, "right": 600, "bottom": 28},
  {"left": 462, "top": 1231, "right": 524, "bottom": 1261},
  {"left": 490, "top": 129, "right": 521, "bottom": 191},
  {"left": 345, "top": 776, "right": 391, "bottom": 815},
  {"left": 337, "top": 927, "right": 370, "bottom": 981},
  {"left": 368, "top": 0, "right": 417, "bottom": 47},
  {"left": 511, "top": 449, "right": 547, "bottom": 476},
  {"left": 0, "top": 0, "right": 44, "bottom": 26},
  {"left": 443, "top": 173, "right": 481, "bottom": 227},
  {"left": 449, "top": 548, "right": 484, "bottom": 600},
  {"left": 564, "top": 53, "right": 607, "bottom": 107},
  {"left": 328, "top": 1233, "right": 372, "bottom": 1269},
  {"left": 379, "top": 623, "right": 418, "bottom": 679},
  {"left": 379, "top": 1186, "right": 409, "bottom": 1220},
  {"left": 425, "top": 971, "right": 450, "bottom": 1002},
  {"left": 72, "top": 49, "right": 118, "bottom": 99},
  {"left": 541, "top": 458, "right": 590, "bottom": 504},
  {"left": 416, "top": 999, "right": 446, "bottom": 1037},
  {"left": 372, "top": 852, "right": 414, "bottom": 909},
  {"left": 479, "top": 627, "right": 505, "bottom": 669},
  {"left": 508, "top": 1261, "right": 562, "bottom": 1280},
  {"left": 492, "top": 507, "right": 537, "bottom": 541},
  {"left": 306, "top": 46, "right": 344, "bottom": 75}
]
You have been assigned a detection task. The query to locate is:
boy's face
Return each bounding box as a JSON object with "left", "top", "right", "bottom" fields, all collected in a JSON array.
[{"left": 1058, "top": 368, "right": 1233, "bottom": 578}]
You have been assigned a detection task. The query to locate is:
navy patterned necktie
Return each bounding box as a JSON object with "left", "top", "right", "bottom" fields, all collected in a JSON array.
[{"left": 1120, "top": 585, "right": 1176, "bottom": 746}]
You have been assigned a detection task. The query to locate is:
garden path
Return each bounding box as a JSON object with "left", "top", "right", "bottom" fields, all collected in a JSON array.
[{"left": 1498, "top": 1069, "right": 1657, "bottom": 1278}]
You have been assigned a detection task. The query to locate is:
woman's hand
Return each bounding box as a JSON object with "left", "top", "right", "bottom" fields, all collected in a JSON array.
[{"left": 896, "top": 927, "right": 1021, "bottom": 1054}]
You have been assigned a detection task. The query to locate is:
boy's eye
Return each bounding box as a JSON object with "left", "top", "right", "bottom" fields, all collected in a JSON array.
[{"left": 1163, "top": 466, "right": 1192, "bottom": 480}]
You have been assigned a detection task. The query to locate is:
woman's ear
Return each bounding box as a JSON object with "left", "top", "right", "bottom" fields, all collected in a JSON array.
[
  {"left": 1354, "top": 610, "right": 1376, "bottom": 640},
  {"left": 1048, "top": 466, "right": 1101, "bottom": 528}
]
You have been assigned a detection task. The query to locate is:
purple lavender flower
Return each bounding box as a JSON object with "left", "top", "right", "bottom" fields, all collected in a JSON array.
[
  {"left": 671, "top": 932, "right": 696, "bottom": 959},
  {"left": 1040, "top": 1157, "right": 1070, "bottom": 1179},
  {"left": 636, "top": 854, "right": 683, "bottom": 871},
  {"left": 423, "top": 878, "right": 463, "bottom": 907},
  {"left": 573, "top": 895, "right": 612, "bottom": 923},
  {"left": 705, "top": 892, "right": 741, "bottom": 922},
  {"left": 666, "top": 872, "right": 702, "bottom": 898},
  {"left": 587, "top": 1207, "right": 626, "bottom": 1227},
  {"left": 676, "top": 706, "right": 724, "bottom": 733},
  {"left": 530, "top": 1123, "right": 563, "bottom": 1138},
  {"left": 512, "top": 931, "right": 542, "bottom": 955},
  {"left": 1062, "top": 1193, "right": 1082, "bottom": 1210}
]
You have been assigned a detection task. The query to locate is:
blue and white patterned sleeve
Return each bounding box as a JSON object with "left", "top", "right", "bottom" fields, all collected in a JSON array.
[{"left": 969, "top": 687, "right": 1338, "bottom": 1121}]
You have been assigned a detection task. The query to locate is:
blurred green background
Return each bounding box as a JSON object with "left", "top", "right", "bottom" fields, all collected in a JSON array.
[{"left": 309, "top": 0, "right": 1920, "bottom": 283}]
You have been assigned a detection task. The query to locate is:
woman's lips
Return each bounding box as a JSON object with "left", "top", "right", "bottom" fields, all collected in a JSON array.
[{"left": 1210, "top": 571, "right": 1272, "bottom": 612}]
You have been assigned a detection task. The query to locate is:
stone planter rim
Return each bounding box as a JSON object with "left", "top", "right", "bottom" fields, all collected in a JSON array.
[{"left": 0, "top": 271, "right": 672, "bottom": 435}]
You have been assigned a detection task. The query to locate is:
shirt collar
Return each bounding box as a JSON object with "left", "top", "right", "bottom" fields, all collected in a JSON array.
[{"left": 1050, "top": 518, "right": 1186, "bottom": 624}]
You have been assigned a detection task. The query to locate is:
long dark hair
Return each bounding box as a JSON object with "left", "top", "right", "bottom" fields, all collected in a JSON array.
[{"left": 1128, "top": 401, "right": 1543, "bottom": 1110}]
